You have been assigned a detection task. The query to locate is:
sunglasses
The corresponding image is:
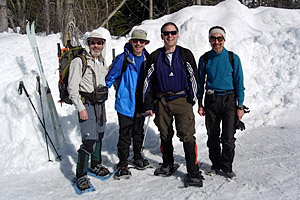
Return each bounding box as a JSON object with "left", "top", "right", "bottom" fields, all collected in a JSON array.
[
  {"left": 131, "top": 39, "right": 147, "bottom": 44},
  {"left": 90, "top": 40, "right": 104, "bottom": 45},
  {"left": 209, "top": 36, "right": 224, "bottom": 42},
  {"left": 162, "top": 31, "right": 178, "bottom": 36}
]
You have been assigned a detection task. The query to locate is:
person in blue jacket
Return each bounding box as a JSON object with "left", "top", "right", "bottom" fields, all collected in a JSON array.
[
  {"left": 105, "top": 29, "right": 150, "bottom": 179},
  {"left": 197, "top": 26, "right": 245, "bottom": 179}
]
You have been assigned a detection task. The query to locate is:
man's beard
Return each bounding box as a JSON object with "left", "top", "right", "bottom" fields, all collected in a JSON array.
[{"left": 91, "top": 49, "right": 101, "bottom": 57}]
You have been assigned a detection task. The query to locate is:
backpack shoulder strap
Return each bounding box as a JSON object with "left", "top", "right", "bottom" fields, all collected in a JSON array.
[
  {"left": 152, "top": 48, "right": 161, "bottom": 65},
  {"left": 121, "top": 54, "right": 128, "bottom": 75},
  {"left": 178, "top": 46, "right": 187, "bottom": 65},
  {"left": 203, "top": 51, "right": 209, "bottom": 67},
  {"left": 76, "top": 54, "right": 88, "bottom": 77},
  {"left": 228, "top": 51, "right": 234, "bottom": 68}
]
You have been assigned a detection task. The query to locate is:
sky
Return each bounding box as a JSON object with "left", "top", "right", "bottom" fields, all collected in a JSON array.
[{"left": 0, "top": 0, "right": 300, "bottom": 199}]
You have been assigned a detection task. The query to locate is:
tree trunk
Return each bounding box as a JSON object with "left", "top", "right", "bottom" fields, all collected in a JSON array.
[
  {"left": 0, "top": 0, "right": 8, "bottom": 32},
  {"left": 105, "top": 0, "right": 109, "bottom": 28},
  {"left": 100, "top": 0, "right": 126, "bottom": 27},
  {"left": 149, "top": 0, "right": 153, "bottom": 19},
  {"left": 62, "top": 0, "right": 79, "bottom": 46},
  {"left": 44, "top": 0, "right": 50, "bottom": 35},
  {"left": 196, "top": 0, "right": 202, "bottom": 5},
  {"left": 55, "top": 0, "right": 63, "bottom": 33},
  {"left": 16, "top": 0, "right": 25, "bottom": 33}
]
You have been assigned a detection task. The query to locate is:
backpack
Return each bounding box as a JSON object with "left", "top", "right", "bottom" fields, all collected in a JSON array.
[{"left": 58, "top": 41, "right": 88, "bottom": 105}]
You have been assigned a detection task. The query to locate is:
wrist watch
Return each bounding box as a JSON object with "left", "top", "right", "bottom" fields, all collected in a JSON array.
[{"left": 237, "top": 105, "right": 244, "bottom": 110}]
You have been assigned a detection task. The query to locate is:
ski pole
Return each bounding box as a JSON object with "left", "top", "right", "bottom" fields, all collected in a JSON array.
[
  {"left": 18, "top": 81, "right": 62, "bottom": 161},
  {"left": 138, "top": 112, "right": 151, "bottom": 152},
  {"left": 36, "top": 76, "right": 52, "bottom": 162}
]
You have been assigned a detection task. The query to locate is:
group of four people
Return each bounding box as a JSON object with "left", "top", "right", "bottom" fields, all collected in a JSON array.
[{"left": 68, "top": 22, "right": 245, "bottom": 190}]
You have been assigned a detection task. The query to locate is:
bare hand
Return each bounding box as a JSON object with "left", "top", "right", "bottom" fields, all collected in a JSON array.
[
  {"left": 198, "top": 106, "right": 205, "bottom": 116},
  {"left": 79, "top": 109, "right": 88, "bottom": 120},
  {"left": 145, "top": 110, "right": 154, "bottom": 117},
  {"left": 236, "top": 109, "right": 244, "bottom": 121}
]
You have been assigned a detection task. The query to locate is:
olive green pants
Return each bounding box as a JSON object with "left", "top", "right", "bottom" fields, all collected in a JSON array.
[{"left": 154, "top": 97, "right": 196, "bottom": 143}]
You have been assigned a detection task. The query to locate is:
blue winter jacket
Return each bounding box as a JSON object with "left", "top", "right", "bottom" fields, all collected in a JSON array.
[
  {"left": 197, "top": 48, "right": 245, "bottom": 105},
  {"left": 105, "top": 43, "right": 149, "bottom": 117}
]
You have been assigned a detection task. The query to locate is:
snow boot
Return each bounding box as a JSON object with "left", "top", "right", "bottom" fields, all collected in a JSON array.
[
  {"left": 90, "top": 164, "right": 110, "bottom": 177},
  {"left": 184, "top": 171, "right": 204, "bottom": 187},
  {"left": 221, "top": 170, "right": 237, "bottom": 179},
  {"left": 131, "top": 157, "right": 150, "bottom": 169},
  {"left": 115, "top": 166, "right": 132, "bottom": 180},
  {"left": 207, "top": 165, "right": 221, "bottom": 176},
  {"left": 154, "top": 163, "right": 180, "bottom": 176},
  {"left": 76, "top": 175, "right": 92, "bottom": 191}
]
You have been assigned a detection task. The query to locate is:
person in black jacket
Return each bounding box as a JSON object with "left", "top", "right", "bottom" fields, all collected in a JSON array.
[{"left": 143, "top": 22, "right": 203, "bottom": 185}]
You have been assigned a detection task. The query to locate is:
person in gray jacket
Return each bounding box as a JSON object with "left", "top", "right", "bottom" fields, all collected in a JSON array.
[{"left": 68, "top": 32, "right": 110, "bottom": 191}]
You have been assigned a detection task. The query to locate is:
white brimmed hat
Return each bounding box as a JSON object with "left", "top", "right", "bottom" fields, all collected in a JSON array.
[{"left": 87, "top": 32, "right": 106, "bottom": 41}]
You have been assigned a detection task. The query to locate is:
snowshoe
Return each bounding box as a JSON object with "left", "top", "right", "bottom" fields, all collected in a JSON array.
[
  {"left": 184, "top": 172, "right": 204, "bottom": 188},
  {"left": 72, "top": 176, "right": 95, "bottom": 195},
  {"left": 154, "top": 163, "right": 180, "bottom": 177},
  {"left": 129, "top": 158, "right": 152, "bottom": 170},
  {"left": 90, "top": 164, "right": 110, "bottom": 176},
  {"left": 87, "top": 165, "right": 116, "bottom": 181},
  {"left": 114, "top": 166, "right": 132, "bottom": 180}
]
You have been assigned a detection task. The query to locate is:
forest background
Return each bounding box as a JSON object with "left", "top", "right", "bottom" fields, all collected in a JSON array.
[{"left": 1, "top": 0, "right": 300, "bottom": 44}]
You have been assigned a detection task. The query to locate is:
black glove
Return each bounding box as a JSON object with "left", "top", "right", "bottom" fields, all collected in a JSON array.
[{"left": 235, "top": 120, "right": 245, "bottom": 131}]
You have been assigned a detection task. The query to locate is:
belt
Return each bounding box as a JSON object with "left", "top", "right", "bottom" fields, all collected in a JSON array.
[
  {"left": 156, "top": 90, "right": 185, "bottom": 111},
  {"left": 215, "top": 90, "right": 234, "bottom": 95}
]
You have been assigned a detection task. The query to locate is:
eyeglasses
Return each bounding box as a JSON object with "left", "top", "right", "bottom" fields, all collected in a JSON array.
[
  {"left": 209, "top": 36, "right": 224, "bottom": 42},
  {"left": 90, "top": 41, "right": 104, "bottom": 45},
  {"left": 131, "top": 39, "right": 146, "bottom": 44},
  {"left": 162, "top": 31, "right": 178, "bottom": 36}
]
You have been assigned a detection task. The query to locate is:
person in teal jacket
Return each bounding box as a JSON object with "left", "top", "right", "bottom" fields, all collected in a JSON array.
[
  {"left": 105, "top": 29, "right": 150, "bottom": 179},
  {"left": 197, "top": 26, "right": 245, "bottom": 179}
]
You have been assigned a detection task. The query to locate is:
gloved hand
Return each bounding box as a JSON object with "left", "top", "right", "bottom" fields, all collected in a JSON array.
[{"left": 235, "top": 120, "right": 246, "bottom": 131}]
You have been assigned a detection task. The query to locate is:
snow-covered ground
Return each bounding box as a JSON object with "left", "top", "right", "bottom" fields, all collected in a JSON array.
[{"left": 1, "top": 0, "right": 300, "bottom": 199}]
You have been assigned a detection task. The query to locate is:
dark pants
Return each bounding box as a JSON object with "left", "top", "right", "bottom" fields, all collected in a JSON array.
[
  {"left": 204, "top": 92, "right": 236, "bottom": 172},
  {"left": 154, "top": 97, "right": 198, "bottom": 173},
  {"left": 117, "top": 90, "right": 145, "bottom": 167}
]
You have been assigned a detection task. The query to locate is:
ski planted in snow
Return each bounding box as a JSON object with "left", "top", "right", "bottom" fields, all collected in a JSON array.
[
  {"left": 26, "top": 22, "right": 65, "bottom": 149},
  {"left": 18, "top": 81, "right": 62, "bottom": 161}
]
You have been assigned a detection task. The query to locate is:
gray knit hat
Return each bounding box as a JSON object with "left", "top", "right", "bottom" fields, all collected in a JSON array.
[{"left": 130, "top": 29, "right": 150, "bottom": 44}]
